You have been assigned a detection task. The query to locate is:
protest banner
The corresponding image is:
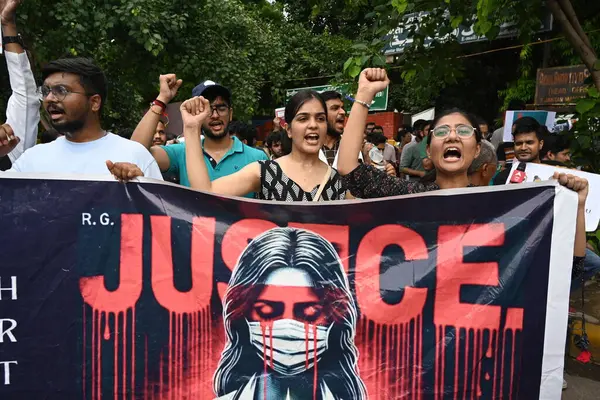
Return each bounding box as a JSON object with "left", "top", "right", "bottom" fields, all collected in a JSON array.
[
  {"left": 505, "top": 162, "right": 600, "bottom": 232},
  {"left": 502, "top": 110, "right": 557, "bottom": 142},
  {"left": 0, "top": 175, "right": 577, "bottom": 399}
]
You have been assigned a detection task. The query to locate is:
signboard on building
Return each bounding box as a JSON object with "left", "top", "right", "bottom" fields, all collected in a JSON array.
[
  {"left": 535, "top": 65, "right": 591, "bottom": 106},
  {"left": 285, "top": 84, "right": 389, "bottom": 111},
  {"left": 383, "top": 10, "right": 553, "bottom": 55}
]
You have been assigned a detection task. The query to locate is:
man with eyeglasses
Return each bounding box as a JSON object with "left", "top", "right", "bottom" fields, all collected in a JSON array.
[
  {"left": 0, "top": 0, "right": 39, "bottom": 170},
  {"left": 7, "top": 57, "right": 163, "bottom": 180},
  {"left": 131, "top": 77, "right": 267, "bottom": 197}
]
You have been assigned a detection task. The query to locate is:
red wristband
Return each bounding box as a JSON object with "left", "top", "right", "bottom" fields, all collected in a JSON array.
[{"left": 152, "top": 99, "right": 167, "bottom": 111}]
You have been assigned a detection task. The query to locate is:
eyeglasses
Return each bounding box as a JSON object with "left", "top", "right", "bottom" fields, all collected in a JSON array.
[
  {"left": 432, "top": 124, "right": 476, "bottom": 138},
  {"left": 210, "top": 103, "right": 230, "bottom": 116},
  {"left": 38, "top": 85, "right": 88, "bottom": 101}
]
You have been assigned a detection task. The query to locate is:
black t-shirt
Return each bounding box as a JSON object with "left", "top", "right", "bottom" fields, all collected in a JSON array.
[
  {"left": 493, "top": 168, "right": 510, "bottom": 186},
  {"left": 0, "top": 156, "right": 11, "bottom": 171}
]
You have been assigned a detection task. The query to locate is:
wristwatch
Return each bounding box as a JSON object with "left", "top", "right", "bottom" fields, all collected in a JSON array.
[{"left": 2, "top": 34, "right": 25, "bottom": 47}]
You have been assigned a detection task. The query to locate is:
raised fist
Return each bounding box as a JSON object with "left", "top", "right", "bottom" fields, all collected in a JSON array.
[
  {"left": 0, "top": 0, "right": 21, "bottom": 24},
  {"left": 553, "top": 172, "right": 589, "bottom": 206},
  {"left": 180, "top": 96, "right": 211, "bottom": 129},
  {"left": 357, "top": 68, "right": 390, "bottom": 100},
  {"left": 157, "top": 74, "right": 183, "bottom": 104}
]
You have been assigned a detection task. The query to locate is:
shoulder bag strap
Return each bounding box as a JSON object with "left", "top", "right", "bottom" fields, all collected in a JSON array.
[{"left": 312, "top": 166, "right": 332, "bottom": 202}]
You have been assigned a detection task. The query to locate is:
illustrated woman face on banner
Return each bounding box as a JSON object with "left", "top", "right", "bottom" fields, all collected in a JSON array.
[{"left": 214, "top": 227, "right": 367, "bottom": 400}]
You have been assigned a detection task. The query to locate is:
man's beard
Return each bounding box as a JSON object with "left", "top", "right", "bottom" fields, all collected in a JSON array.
[
  {"left": 202, "top": 123, "right": 229, "bottom": 140},
  {"left": 50, "top": 118, "right": 86, "bottom": 138},
  {"left": 326, "top": 125, "right": 342, "bottom": 139},
  {"left": 517, "top": 153, "right": 538, "bottom": 163}
]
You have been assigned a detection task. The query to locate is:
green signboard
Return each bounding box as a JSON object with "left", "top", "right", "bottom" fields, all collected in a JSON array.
[{"left": 285, "top": 84, "right": 389, "bottom": 112}]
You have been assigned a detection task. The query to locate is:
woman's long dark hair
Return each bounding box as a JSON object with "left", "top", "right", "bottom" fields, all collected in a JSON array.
[
  {"left": 213, "top": 227, "right": 367, "bottom": 400},
  {"left": 280, "top": 90, "right": 327, "bottom": 156}
]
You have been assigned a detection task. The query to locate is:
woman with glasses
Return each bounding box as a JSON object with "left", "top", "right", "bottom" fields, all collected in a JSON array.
[
  {"left": 182, "top": 90, "right": 347, "bottom": 201},
  {"left": 337, "top": 69, "right": 589, "bottom": 201},
  {"left": 337, "top": 69, "right": 483, "bottom": 197}
]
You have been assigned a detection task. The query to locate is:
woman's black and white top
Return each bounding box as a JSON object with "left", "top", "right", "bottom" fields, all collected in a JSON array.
[{"left": 257, "top": 160, "right": 346, "bottom": 201}]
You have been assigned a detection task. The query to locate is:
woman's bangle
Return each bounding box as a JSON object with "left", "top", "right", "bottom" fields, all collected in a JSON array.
[{"left": 345, "top": 95, "right": 372, "bottom": 109}]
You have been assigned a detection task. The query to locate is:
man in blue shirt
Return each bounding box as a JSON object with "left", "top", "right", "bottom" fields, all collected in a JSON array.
[{"left": 131, "top": 75, "right": 267, "bottom": 197}]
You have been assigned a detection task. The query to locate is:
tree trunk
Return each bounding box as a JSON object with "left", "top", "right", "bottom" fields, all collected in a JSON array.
[
  {"left": 547, "top": 0, "right": 600, "bottom": 90},
  {"left": 557, "top": 0, "right": 595, "bottom": 55}
]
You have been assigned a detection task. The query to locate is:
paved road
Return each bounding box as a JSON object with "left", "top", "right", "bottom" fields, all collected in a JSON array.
[{"left": 563, "top": 374, "right": 600, "bottom": 400}]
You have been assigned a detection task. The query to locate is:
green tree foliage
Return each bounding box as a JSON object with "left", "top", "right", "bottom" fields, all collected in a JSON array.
[
  {"left": 0, "top": 0, "right": 352, "bottom": 135},
  {"left": 276, "top": 0, "right": 374, "bottom": 38}
]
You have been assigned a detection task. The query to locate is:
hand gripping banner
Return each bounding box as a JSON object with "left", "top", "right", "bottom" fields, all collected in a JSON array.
[{"left": 0, "top": 175, "right": 578, "bottom": 399}]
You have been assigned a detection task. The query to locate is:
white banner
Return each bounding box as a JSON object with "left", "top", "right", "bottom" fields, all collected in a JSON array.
[{"left": 505, "top": 162, "right": 600, "bottom": 231}]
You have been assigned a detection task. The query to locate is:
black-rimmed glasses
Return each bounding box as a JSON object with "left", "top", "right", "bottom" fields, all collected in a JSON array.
[
  {"left": 210, "top": 103, "right": 230, "bottom": 116},
  {"left": 37, "top": 85, "right": 89, "bottom": 101}
]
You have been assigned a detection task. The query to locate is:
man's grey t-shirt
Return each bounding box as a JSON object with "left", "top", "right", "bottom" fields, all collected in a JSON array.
[
  {"left": 490, "top": 127, "right": 504, "bottom": 149},
  {"left": 399, "top": 141, "right": 424, "bottom": 180}
]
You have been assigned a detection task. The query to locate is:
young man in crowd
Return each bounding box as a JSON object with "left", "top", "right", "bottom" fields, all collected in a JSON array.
[
  {"left": 228, "top": 121, "right": 257, "bottom": 147},
  {"left": 130, "top": 75, "right": 267, "bottom": 197},
  {"left": 7, "top": 57, "right": 162, "bottom": 179},
  {"left": 365, "top": 121, "right": 375, "bottom": 136},
  {"left": 392, "top": 125, "right": 412, "bottom": 171},
  {"left": 371, "top": 125, "right": 396, "bottom": 163},
  {"left": 492, "top": 117, "right": 600, "bottom": 291},
  {"left": 318, "top": 91, "right": 369, "bottom": 170},
  {"left": 366, "top": 133, "right": 388, "bottom": 169},
  {"left": 149, "top": 119, "right": 181, "bottom": 184},
  {"left": 477, "top": 117, "right": 490, "bottom": 141},
  {"left": 468, "top": 140, "right": 498, "bottom": 186},
  {"left": 492, "top": 117, "right": 543, "bottom": 185},
  {"left": 265, "top": 131, "right": 283, "bottom": 160},
  {"left": 399, "top": 119, "right": 428, "bottom": 180},
  {"left": 395, "top": 125, "right": 412, "bottom": 153},
  {"left": 318, "top": 91, "right": 347, "bottom": 167},
  {"left": 0, "top": 0, "right": 38, "bottom": 170},
  {"left": 541, "top": 134, "right": 571, "bottom": 165},
  {"left": 152, "top": 120, "right": 169, "bottom": 147}
]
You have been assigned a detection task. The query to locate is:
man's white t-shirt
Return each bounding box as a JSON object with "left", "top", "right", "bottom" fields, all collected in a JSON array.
[{"left": 9, "top": 133, "right": 163, "bottom": 180}]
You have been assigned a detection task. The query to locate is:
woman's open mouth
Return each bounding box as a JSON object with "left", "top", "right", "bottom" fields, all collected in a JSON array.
[
  {"left": 304, "top": 133, "right": 320, "bottom": 145},
  {"left": 443, "top": 147, "right": 462, "bottom": 162}
]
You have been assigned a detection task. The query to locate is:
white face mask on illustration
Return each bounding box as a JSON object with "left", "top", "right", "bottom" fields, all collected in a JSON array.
[{"left": 246, "top": 318, "right": 332, "bottom": 376}]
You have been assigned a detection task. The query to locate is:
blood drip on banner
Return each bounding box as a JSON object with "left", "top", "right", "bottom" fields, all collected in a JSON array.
[
  {"left": 151, "top": 309, "right": 214, "bottom": 400},
  {"left": 80, "top": 214, "right": 143, "bottom": 400},
  {"left": 431, "top": 312, "right": 523, "bottom": 400},
  {"left": 357, "top": 315, "right": 424, "bottom": 400},
  {"left": 80, "top": 215, "right": 217, "bottom": 399},
  {"left": 146, "top": 216, "right": 216, "bottom": 399}
]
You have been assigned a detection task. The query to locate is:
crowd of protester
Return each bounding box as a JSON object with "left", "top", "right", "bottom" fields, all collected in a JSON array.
[{"left": 0, "top": 0, "right": 598, "bottom": 390}]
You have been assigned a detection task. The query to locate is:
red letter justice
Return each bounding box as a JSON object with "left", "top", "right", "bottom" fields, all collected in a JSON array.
[
  {"left": 80, "top": 214, "right": 143, "bottom": 312},
  {"left": 434, "top": 224, "right": 506, "bottom": 329},
  {"left": 355, "top": 225, "right": 428, "bottom": 324},
  {"left": 151, "top": 216, "right": 215, "bottom": 313}
]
